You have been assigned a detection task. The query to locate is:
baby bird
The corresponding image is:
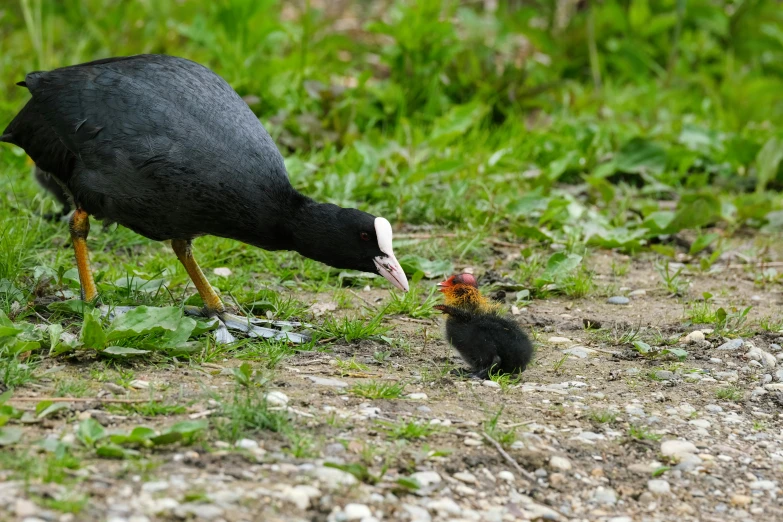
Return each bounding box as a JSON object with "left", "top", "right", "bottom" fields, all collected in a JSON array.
[{"left": 434, "top": 273, "right": 533, "bottom": 379}]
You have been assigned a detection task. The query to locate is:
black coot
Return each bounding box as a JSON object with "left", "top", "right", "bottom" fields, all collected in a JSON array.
[{"left": 1, "top": 54, "right": 408, "bottom": 342}]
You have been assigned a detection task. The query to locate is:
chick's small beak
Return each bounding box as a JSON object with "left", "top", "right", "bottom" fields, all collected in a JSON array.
[{"left": 374, "top": 254, "right": 409, "bottom": 292}]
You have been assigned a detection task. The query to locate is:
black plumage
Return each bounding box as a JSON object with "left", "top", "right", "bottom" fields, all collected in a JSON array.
[
  {"left": 436, "top": 304, "right": 533, "bottom": 378},
  {"left": 1, "top": 54, "right": 408, "bottom": 341},
  {"left": 434, "top": 273, "right": 533, "bottom": 378}
]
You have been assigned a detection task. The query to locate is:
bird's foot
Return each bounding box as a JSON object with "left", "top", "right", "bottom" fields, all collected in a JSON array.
[
  {"left": 183, "top": 306, "right": 312, "bottom": 344},
  {"left": 449, "top": 367, "right": 490, "bottom": 380}
]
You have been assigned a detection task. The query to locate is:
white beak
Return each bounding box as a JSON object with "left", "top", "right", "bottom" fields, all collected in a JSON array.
[
  {"left": 374, "top": 217, "right": 409, "bottom": 292},
  {"left": 374, "top": 254, "right": 409, "bottom": 292}
]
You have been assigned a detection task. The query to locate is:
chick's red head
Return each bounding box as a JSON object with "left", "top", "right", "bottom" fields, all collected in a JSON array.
[{"left": 437, "top": 273, "right": 478, "bottom": 292}]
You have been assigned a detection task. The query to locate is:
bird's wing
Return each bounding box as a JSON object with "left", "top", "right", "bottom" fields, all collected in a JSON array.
[{"left": 22, "top": 55, "right": 276, "bottom": 179}]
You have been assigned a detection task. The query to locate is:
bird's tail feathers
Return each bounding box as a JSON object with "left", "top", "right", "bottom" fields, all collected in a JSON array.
[{"left": 0, "top": 133, "right": 11, "bottom": 143}]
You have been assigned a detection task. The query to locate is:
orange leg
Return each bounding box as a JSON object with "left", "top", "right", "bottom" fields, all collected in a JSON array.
[
  {"left": 68, "top": 209, "right": 98, "bottom": 302},
  {"left": 171, "top": 239, "right": 225, "bottom": 315}
]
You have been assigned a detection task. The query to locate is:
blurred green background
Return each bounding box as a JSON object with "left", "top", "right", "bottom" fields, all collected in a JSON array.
[{"left": 1, "top": 0, "right": 783, "bottom": 254}]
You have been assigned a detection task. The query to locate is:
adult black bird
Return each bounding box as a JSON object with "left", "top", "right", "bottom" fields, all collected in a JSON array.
[{"left": 1, "top": 54, "right": 408, "bottom": 342}]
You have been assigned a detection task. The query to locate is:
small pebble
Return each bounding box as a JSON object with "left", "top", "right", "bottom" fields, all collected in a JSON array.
[
  {"left": 549, "top": 456, "right": 572, "bottom": 471},
  {"left": 343, "top": 503, "right": 372, "bottom": 520},
  {"left": 406, "top": 393, "right": 428, "bottom": 400},
  {"left": 213, "top": 267, "right": 232, "bottom": 277},
  {"left": 547, "top": 336, "right": 572, "bottom": 344},
  {"left": 497, "top": 471, "right": 515, "bottom": 482},
  {"left": 716, "top": 339, "right": 744, "bottom": 351},
  {"left": 648, "top": 479, "right": 671, "bottom": 495},
  {"left": 453, "top": 471, "right": 477, "bottom": 484},
  {"left": 482, "top": 380, "right": 500, "bottom": 388},
  {"left": 607, "top": 296, "right": 630, "bottom": 305},
  {"left": 410, "top": 471, "right": 441, "bottom": 487}
]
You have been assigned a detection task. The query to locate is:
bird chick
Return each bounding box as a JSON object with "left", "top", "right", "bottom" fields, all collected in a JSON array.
[{"left": 434, "top": 273, "right": 533, "bottom": 379}]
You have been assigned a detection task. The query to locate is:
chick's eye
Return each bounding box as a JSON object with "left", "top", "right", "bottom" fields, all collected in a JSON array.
[{"left": 360, "top": 232, "right": 370, "bottom": 241}]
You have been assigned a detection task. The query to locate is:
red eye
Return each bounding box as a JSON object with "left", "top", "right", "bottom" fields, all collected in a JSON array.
[{"left": 360, "top": 232, "right": 370, "bottom": 241}]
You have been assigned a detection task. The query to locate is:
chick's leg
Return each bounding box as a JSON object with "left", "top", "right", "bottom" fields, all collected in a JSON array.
[{"left": 69, "top": 209, "right": 98, "bottom": 302}]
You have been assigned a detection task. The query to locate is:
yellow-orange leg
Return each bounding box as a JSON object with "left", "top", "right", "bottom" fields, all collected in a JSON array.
[
  {"left": 68, "top": 209, "right": 98, "bottom": 302},
  {"left": 171, "top": 239, "right": 225, "bottom": 315}
]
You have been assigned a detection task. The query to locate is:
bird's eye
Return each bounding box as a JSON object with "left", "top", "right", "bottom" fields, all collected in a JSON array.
[{"left": 360, "top": 232, "right": 370, "bottom": 241}]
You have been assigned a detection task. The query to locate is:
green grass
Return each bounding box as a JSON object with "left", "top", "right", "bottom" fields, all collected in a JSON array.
[
  {"left": 589, "top": 410, "right": 618, "bottom": 424},
  {"left": 376, "top": 420, "right": 439, "bottom": 441},
  {"left": 106, "top": 401, "right": 187, "bottom": 417},
  {"left": 320, "top": 311, "right": 389, "bottom": 342},
  {"left": 350, "top": 380, "right": 406, "bottom": 400},
  {"left": 214, "top": 389, "right": 291, "bottom": 443},
  {"left": 628, "top": 425, "right": 662, "bottom": 442},
  {"left": 715, "top": 386, "right": 744, "bottom": 402}
]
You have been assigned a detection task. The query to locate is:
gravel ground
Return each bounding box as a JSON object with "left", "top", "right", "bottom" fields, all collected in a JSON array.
[{"left": 2, "top": 248, "right": 783, "bottom": 522}]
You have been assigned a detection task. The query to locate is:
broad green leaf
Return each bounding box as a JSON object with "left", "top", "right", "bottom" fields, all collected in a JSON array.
[
  {"left": 0, "top": 280, "right": 24, "bottom": 303},
  {"left": 641, "top": 211, "right": 675, "bottom": 234},
  {"left": 164, "top": 420, "right": 207, "bottom": 444},
  {"left": 690, "top": 233, "right": 719, "bottom": 255},
  {"left": 662, "top": 348, "right": 688, "bottom": 361},
  {"left": 80, "top": 309, "right": 106, "bottom": 349},
  {"left": 77, "top": 417, "right": 106, "bottom": 447},
  {"left": 0, "top": 390, "right": 12, "bottom": 404},
  {"left": 535, "top": 253, "right": 582, "bottom": 287},
  {"left": 396, "top": 477, "right": 420, "bottom": 490},
  {"left": 755, "top": 137, "right": 783, "bottom": 192},
  {"left": 106, "top": 306, "right": 184, "bottom": 342},
  {"left": 0, "top": 325, "right": 22, "bottom": 338},
  {"left": 0, "top": 310, "right": 13, "bottom": 328},
  {"left": 48, "top": 300, "right": 93, "bottom": 316},
  {"left": 102, "top": 346, "right": 150, "bottom": 356},
  {"left": 0, "top": 427, "right": 23, "bottom": 446},
  {"left": 113, "top": 276, "right": 168, "bottom": 294},
  {"left": 398, "top": 256, "right": 453, "bottom": 279},
  {"left": 666, "top": 195, "right": 721, "bottom": 233},
  {"left": 36, "top": 401, "right": 70, "bottom": 419},
  {"left": 430, "top": 101, "right": 488, "bottom": 144},
  {"left": 633, "top": 341, "right": 652, "bottom": 354},
  {"left": 149, "top": 431, "right": 182, "bottom": 446},
  {"left": 159, "top": 317, "right": 198, "bottom": 348},
  {"left": 96, "top": 443, "right": 139, "bottom": 459},
  {"left": 615, "top": 138, "right": 667, "bottom": 175}
]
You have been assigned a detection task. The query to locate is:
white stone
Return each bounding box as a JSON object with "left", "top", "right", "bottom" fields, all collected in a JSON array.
[
  {"left": 213, "top": 267, "right": 232, "bottom": 277},
  {"left": 549, "top": 456, "right": 572, "bottom": 471},
  {"left": 306, "top": 376, "right": 349, "bottom": 387},
  {"left": 593, "top": 486, "right": 617, "bottom": 505},
  {"left": 661, "top": 439, "right": 698, "bottom": 459},
  {"left": 498, "top": 471, "right": 515, "bottom": 482},
  {"left": 453, "top": 472, "right": 477, "bottom": 484},
  {"left": 313, "top": 466, "right": 357, "bottom": 487},
  {"left": 402, "top": 504, "right": 432, "bottom": 522},
  {"left": 344, "top": 503, "right": 372, "bottom": 520},
  {"left": 562, "top": 346, "right": 596, "bottom": 358},
  {"left": 688, "top": 419, "right": 711, "bottom": 429},
  {"left": 684, "top": 331, "right": 705, "bottom": 344},
  {"left": 279, "top": 485, "right": 320, "bottom": 510},
  {"left": 547, "top": 336, "right": 572, "bottom": 344},
  {"left": 411, "top": 471, "right": 442, "bottom": 487},
  {"left": 235, "top": 439, "right": 259, "bottom": 450},
  {"left": 141, "top": 481, "right": 169, "bottom": 493},
  {"left": 264, "top": 391, "right": 289, "bottom": 407},
  {"left": 647, "top": 479, "right": 671, "bottom": 495},
  {"left": 426, "top": 497, "right": 462, "bottom": 514},
  {"left": 482, "top": 380, "right": 500, "bottom": 388},
  {"left": 750, "top": 480, "right": 776, "bottom": 491},
  {"left": 406, "top": 393, "right": 428, "bottom": 400},
  {"left": 129, "top": 379, "right": 150, "bottom": 389}
]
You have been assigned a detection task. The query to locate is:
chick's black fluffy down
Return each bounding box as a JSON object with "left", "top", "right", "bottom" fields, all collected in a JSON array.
[{"left": 443, "top": 310, "right": 533, "bottom": 375}]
